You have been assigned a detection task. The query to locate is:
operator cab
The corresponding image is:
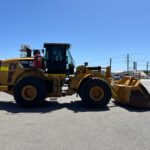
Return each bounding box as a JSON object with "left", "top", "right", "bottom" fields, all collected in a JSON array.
[{"left": 44, "top": 43, "right": 75, "bottom": 75}]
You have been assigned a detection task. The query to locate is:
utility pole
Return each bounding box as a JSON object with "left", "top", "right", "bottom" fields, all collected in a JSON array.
[
  {"left": 133, "top": 61, "right": 137, "bottom": 77},
  {"left": 127, "top": 54, "right": 129, "bottom": 74},
  {"left": 147, "top": 62, "right": 149, "bottom": 75},
  {"left": 110, "top": 58, "right": 112, "bottom": 68}
]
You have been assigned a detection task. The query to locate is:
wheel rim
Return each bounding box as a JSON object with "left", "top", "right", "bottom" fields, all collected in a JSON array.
[
  {"left": 21, "top": 85, "right": 37, "bottom": 101},
  {"left": 89, "top": 86, "right": 104, "bottom": 101}
]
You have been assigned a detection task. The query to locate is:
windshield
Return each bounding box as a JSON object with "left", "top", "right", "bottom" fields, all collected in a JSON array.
[{"left": 66, "top": 48, "right": 76, "bottom": 69}]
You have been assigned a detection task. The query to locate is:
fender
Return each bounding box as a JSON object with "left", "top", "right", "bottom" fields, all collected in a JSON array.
[
  {"left": 15, "top": 69, "right": 46, "bottom": 84},
  {"left": 76, "top": 74, "right": 92, "bottom": 92}
]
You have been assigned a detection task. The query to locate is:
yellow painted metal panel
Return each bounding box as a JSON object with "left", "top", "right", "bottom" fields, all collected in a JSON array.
[
  {"left": 0, "top": 85, "right": 8, "bottom": 92},
  {"left": 45, "top": 74, "right": 66, "bottom": 78},
  {"left": 0, "top": 66, "right": 8, "bottom": 71}
]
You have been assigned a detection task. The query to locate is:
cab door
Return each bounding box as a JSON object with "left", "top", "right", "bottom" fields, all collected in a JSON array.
[{"left": 45, "top": 45, "right": 66, "bottom": 74}]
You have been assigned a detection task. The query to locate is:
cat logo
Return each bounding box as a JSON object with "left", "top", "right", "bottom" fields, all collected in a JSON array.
[{"left": 20, "top": 60, "right": 34, "bottom": 68}]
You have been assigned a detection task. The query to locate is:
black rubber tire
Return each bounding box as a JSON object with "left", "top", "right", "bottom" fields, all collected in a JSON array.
[
  {"left": 14, "top": 77, "right": 47, "bottom": 108},
  {"left": 80, "top": 78, "right": 112, "bottom": 108},
  {"left": 78, "top": 78, "right": 91, "bottom": 98}
]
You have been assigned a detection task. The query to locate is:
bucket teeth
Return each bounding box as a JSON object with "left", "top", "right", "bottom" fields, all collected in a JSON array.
[
  {"left": 112, "top": 77, "right": 150, "bottom": 109},
  {"left": 129, "top": 85, "right": 150, "bottom": 108}
]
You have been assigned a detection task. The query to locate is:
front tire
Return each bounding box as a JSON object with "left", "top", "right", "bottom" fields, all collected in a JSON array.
[
  {"left": 80, "top": 78, "right": 112, "bottom": 108},
  {"left": 14, "top": 77, "right": 47, "bottom": 107}
]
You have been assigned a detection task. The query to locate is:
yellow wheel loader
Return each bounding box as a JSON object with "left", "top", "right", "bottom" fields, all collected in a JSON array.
[{"left": 0, "top": 43, "right": 149, "bottom": 108}]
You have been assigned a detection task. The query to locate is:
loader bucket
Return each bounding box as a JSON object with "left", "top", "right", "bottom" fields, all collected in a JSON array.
[{"left": 112, "top": 76, "right": 150, "bottom": 109}]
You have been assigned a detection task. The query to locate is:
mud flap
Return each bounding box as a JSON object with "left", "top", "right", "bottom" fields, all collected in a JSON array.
[{"left": 112, "top": 77, "right": 150, "bottom": 109}]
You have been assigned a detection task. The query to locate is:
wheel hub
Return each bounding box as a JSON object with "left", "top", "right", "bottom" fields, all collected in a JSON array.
[
  {"left": 21, "top": 85, "right": 37, "bottom": 101},
  {"left": 90, "top": 86, "right": 104, "bottom": 101}
]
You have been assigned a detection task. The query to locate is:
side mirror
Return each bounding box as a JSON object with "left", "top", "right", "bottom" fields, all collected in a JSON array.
[{"left": 42, "top": 49, "right": 44, "bottom": 54}]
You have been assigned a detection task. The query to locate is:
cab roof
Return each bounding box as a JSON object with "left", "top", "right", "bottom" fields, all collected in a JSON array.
[{"left": 44, "top": 43, "right": 71, "bottom": 48}]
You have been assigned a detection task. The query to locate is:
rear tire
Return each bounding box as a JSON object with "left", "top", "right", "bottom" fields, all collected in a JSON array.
[
  {"left": 80, "top": 78, "right": 112, "bottom": 108},
  {"left": 14, "top": 77, "right": 47, "bottom": 108}
]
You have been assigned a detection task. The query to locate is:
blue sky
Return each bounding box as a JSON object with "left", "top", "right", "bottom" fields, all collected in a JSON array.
[{"left": 0, "top": 0, "right": 150, "bottom": 71}]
